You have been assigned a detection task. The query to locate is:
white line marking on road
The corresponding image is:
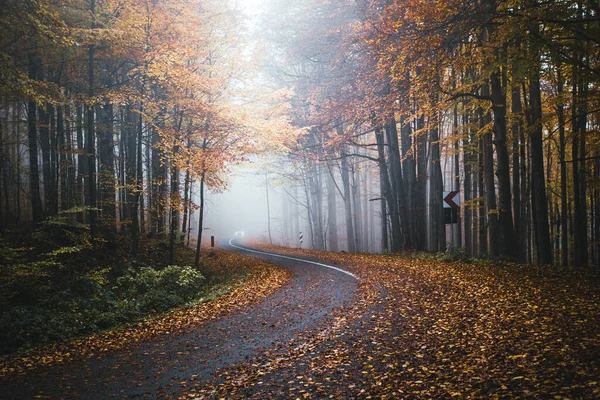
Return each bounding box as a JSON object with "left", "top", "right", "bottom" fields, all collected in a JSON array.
[{"left": 228, "top": 238, "right": 359, "bottom": 280}]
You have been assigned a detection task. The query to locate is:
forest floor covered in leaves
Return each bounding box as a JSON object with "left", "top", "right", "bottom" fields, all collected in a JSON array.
[
  {"left": 189, "top": 244, "right": 600, "bottom": 399},
  {"left": 1, "top": 242, "right": 598, "bottom": 399}
]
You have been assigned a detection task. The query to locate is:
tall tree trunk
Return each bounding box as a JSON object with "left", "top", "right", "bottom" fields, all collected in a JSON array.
[
  {"left": 64, "top": 104, "right": 76, "bottom": 211},
  {"left": 0, "top": 117, "right": 6, "bottom": 230},
  {"left": 137, "top": 104, "right": 145, "bottom": 235},
  {"left": 194, "top": 171, "right": 205, "bottom": 268},
  {"left": 39, "top": 105, "right": 52, "bottom": 215},
  {"left": 556, "top": 64, "right": 569, "bottom": 266},
  {"left": 400, "top": 105, "right": 417, "bottom": 248},
  {"left": 151, "top": 126, "right": 161, "bottom": 235},
  {"left": 478, "top": 137, "right": 487, "bottom": 256},
  {"left": 57, "top": 106, "right": 68, "bottom": 212},
  {"left": 453, "top": 105, "right": 461, "bottom": 248},
  {"left": 351, "top": 158, "right": 362, "bottom": 252},
  {"left": 40, "top": 103, "right": 57, "bottom": 217},
  {"left": 572, "top": 62, "right": 588, "bottom": 267},
  {"left": 340, "top": 143, "right": 356, "bottom": 252},
  {"left": 463, "top": 114, "right": 473, "bottom": 256},
  {"left": 97, "top": 101, "right": 116, "bottom": 247},
  {"left": 592, "top": 156, "right": 600, "bottom": 269},
  {"left": 375, "top": 126, "right": 401, "bottom": 252},
  {"left": 326, "top": 162, "right": 339, "bottom": 251},
  {"left": 118, "top": 110, "right": 127, "bottom": 224},
  {"left": 127, "top": 105, "right": 139, "bottom": 255},
  {"left": 511, "top": 81, "right": 524, "bottom": 262},
  {"left": 429, "top": 114, "right": 445, "bottom": 252},
  {"left": 186, "top": 180, "right": 194, "bottom": 247},
  {"left": 27, "top": 55, "right": 43, "bottom": 224},
  {"left": 380, "top": 177, "right": 389, "bottom": 253},
  {"left": 181, "top": 167, "right": 191, "bottom": 243},
  {"left": 385, "top": 117, "right": 410, "bottom": 249},
  {"left": 76, "top": 105, "right": 85, "bottom": 211},
  {"left": 50, "top": 104, "right": 57, "bottom": 215},
  {"left": 481, "top": 83, "right": 499, "bottom": 257},
  {"left": 528, "top": 22, "right": 553, "bottom": 265},
  {"left": 490, "top": 69, "right": 516, "bottom": 258},
  {"left": 87, "top": 0, "right": 97, "bottom": 242},
  {"left": 415, "top": 107, "right": 427, "bottom": 250},
  {"left": 168, "top": 141, "right": 180, "bottom": 265}
]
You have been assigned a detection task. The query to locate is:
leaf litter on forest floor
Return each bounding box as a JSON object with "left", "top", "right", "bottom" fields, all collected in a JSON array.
[
  {"left": 0, "top": 249, "right": 290, "bottom": 377},
  {"left": 184, "top": 243, "right": 600, "bottom": 399}
]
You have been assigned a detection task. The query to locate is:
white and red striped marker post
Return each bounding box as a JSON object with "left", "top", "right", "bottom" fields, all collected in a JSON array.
[{"left": 299, "top": 231, "right": 303, "bottom": 249}]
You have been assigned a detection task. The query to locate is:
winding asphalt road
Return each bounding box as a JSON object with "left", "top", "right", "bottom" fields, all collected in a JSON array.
[{"left": 0, "top": 240, "right": 358, "bottom": 399}]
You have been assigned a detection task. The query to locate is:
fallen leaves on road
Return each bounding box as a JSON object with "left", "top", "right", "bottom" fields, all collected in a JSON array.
[
  {"left": 188, "top": 244, "right": 600, "bottom": 399},
  {"left": 0, "top": 249, "right": 290, "bottom": 377}
]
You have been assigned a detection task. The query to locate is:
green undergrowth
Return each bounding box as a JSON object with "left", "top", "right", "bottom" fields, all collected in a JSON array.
[{"left": 0, "top": 213, "right": 247, "bottom": 356}]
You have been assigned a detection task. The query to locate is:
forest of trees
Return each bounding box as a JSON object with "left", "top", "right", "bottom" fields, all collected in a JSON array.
[
  {"left": 262, "top": 0, "right": 599, "bottom": 268},
  {"left": 1, "top": 0, "right": 599, "bottom": 268},
  {"left": 0, "top": 0, "right": 289, "bottom": 266}
]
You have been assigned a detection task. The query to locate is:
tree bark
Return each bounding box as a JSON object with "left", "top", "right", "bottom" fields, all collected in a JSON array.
[
  {"left": 168, "top": 141, "right": 180, "bottom": 265},
  {"left": 400, "top": 106, "right": 417, "bottom": 248},
  {"left": 415, "top": 107, "right": 427, "bottom": 250},
  {"left": 27, "top": 55, "right": 43, "bottom": 224},
  {"left": 481, "top": 83, "right": 499, "bottom": 257},
  {"left": 194, "top": 171, "right": 205, "bottom": 268},
  {"left": 97, "top": 101, "right": 116, "bottom": 246},
  {"left": 490, "top": 69, "right": 516, "bottom": 258},
  {"left": 528, "top": 23, "right": 553, "bottom": 265},
  {"left": 511, "top": 82, "right": 525, "bottom": 262},
  {"left": 326, "top": 161, "right": 339, "bottom": 251},
  {"left": 429, "top": 115, "right": 445, "bottom": 252},
  {"left": 87, "top": 0, "right": 97, "bottom": 242},
  {"left": 463, "top": 113, "right": 473, "bottom": 256},
  {"left": 385, "top": 117, "right": 410, "bottom": 249},
  {"left": 375, "top": 126, "right": 401, "bottom": 252},
  {"left": 126, "top": 105, "right": 139, "bottom": 255},
  {"left": 340, "top": 144, "right": 356, "bottom": 252},
  {"left": 556, "top": 64, "right": 569, "bottom": 266}
]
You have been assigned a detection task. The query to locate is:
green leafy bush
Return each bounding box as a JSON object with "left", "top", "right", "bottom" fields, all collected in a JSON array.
[
  {"left": 116, "top": 265, "right": 205, "bottom": 312},
  {"left": 442, "top": 244, "right": 471, "bottom": 262},
  {"left": 0, "top": 256, "right": 205, "bottom": 354}
]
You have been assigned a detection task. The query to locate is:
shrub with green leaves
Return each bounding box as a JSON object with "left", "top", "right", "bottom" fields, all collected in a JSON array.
[{"left": 116, "top": 265, "right": 205, "bottom": 312}]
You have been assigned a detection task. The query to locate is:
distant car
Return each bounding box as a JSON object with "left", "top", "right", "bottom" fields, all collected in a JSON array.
[{"left": 234, "top": 231, "right": 245, "bottom": 237}]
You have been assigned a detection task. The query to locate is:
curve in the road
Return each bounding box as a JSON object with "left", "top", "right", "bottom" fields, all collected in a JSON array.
[
  {"left": 0, "top": 241, "right": 358, "bottom": 399},
  {"left": 228, "top": 238, "right": 359, "bottom": 280}
]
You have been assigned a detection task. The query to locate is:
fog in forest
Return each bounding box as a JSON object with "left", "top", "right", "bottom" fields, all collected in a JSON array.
[{"left": 198, "top": 165, "right": 282, "bottom": 246}]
